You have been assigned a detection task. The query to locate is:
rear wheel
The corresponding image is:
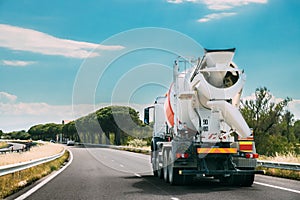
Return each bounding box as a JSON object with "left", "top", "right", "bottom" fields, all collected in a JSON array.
[
  {"left": 168, "top": 151, "right": 193, "bottom": 185},
  {"left": 156, "top": 154, "right": 163, "bottom": 179},
  {"left": 167, "top": 150, "right": 176, "bottom": 185},
  {"left": 168, "top": 150, "right": 182, "bottom": 185},
  {"left": 163, "top": 149, "right": 169, "bottom": 183},
  {"left": 219, "top": 175, "right": 239, "bottom": 186},
  {"left": 169, "top": 168, "right": 183, "bottom": 185},
  {"left": 240, "top": 174, "right": 255, "bottom": 187},
  {"left": 220, "top": 174, "right": 254, "bottom": 187},
  {"left": 152, "top": 151, "right": 158, "bottom": 177}
]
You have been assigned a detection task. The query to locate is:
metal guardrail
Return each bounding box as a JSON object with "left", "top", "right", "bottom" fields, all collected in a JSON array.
[
  {"left": 257, "top": 160, "right": 300, "bottom": 171},
  {"left": 0, "top": 149, "right": 65, "bottom": 177}
]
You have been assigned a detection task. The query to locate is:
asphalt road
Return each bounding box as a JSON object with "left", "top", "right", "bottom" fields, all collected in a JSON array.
[{"left": 18, "top": 147, "right": 300, "bottom": 200}]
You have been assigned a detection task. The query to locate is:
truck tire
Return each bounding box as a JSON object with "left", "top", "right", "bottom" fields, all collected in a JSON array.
[
  {"left": 169, "top": 168, "right": 182, "bottom": 185},
  {"left": 168, "top": 151, "right": 193, "bottom": 185},
  {"left": 240, "top": 174, "right": 255, "bottom": 187},
  {"left": 168, "top": 150, "right": 182, "bottom": 185},
  {"left": 156, "top": 155, "right": 163, "bottom": 179},
  {"left": 163, "top": 149, "right": 169, "bottom": 183},
  {"left": 182, "top": 174, "right": 193, "bottom": 185},
  {"left": 152, "top": 151, "right": 158, "bottom": 177},
  {"left": 219, "top": 175, "right": 239, "bottom": 186},
  {"left": 220, "top": 174, "right": 254, "bottom": 187},
  {"left": 167, "top": 150, "right": 176, "bottom": 185},
  {"left": 153, "top": 150, "right": 164, "bottom": 179}
]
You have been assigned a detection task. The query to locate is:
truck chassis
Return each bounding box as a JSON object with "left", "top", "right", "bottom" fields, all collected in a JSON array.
[{"left": 151, "top": 138, "right": 263, "bottom": 185}]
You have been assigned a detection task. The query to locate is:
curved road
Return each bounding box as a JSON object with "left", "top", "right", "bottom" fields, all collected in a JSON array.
[{"left": 15, "top": 147, "right": 300, "bottom": 200}]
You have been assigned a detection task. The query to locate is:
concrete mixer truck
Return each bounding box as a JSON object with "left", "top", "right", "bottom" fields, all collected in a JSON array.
[{"left": 144, "top": 48, "right": 264, "bottom": 186}]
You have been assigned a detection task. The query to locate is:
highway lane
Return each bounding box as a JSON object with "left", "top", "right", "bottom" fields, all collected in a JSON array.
[{"left": 22, "top": 147, "right": 299, "bottom": 200}]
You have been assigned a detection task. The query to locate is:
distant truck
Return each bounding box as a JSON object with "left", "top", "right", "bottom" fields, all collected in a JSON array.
[{"left": 144, "top": 48, "right": 264, "bottom": 186}]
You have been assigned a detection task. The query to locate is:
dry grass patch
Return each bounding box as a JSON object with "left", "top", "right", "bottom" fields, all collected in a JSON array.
[
  {"left": 0, "top": 142, "right": 9, "bottom": 149},
  {"left": 0, "top": 150, "right": 69, "bottom": 199},
  {"left": 259, "top": 152, "right": 300, "bottom": 163}
]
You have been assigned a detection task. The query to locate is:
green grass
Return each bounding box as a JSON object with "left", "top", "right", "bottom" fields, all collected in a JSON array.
[
  {"left": 0, "top": 150, "right": 69, "bottom": 199},
  {"left": 256, "top": 166, "right": 300, "bottom": 180}
]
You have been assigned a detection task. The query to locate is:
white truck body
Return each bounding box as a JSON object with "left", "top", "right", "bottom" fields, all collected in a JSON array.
[{"left": 145, "top": 48, "right": 263, "bottom": 186}]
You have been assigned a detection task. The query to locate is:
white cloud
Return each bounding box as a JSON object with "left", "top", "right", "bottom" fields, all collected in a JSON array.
[
  {"left": 0, "top": 102, "right": 76, "bottom": 132},
  {"left": 0, "top": 24, "right": 125, "bottom": 59},
  {"left": 167, "top": 0, "right": 268, "bottom": 10},
  {"left": 0, "top": 92, "right": 150, "bottom": 132},
  {"left": 201, "top": 0, "right": 268, "bottom": 10},
  {"left": 241, "top": 92, "right": 282, "bottom": 104},
  {"left": 288, "top": 100, "right": 300, "bottom": 120},
  {"left": 167, "top": 0, "right": 183, "bottom": 3},
  {"left": 167, "top": 0, "right": 197, "bottom": 4},
  {"left": 0, "top": 92, "right": 17, "bottom": 103},
  {"left": 198, "top": 12, "right": 236, "bottom": 22},
  {"left": 167, "top": 0, "right": 267, "bottom": 22},
  {"left": 2, "top": 60, "right": 36, "bottom": 67}
]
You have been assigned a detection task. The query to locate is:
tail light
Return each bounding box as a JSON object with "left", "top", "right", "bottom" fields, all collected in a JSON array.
[
  {"left": 245, "top": 153, "right": 259, "bottom": 159},
  {"left": 176, "top": 153, "right": 189, "bottom": 159},
  {"left": 253, "top": 153, "right": 259, "bottom": 158}
]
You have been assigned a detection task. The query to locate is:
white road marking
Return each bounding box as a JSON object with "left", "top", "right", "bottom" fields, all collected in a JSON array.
[
  {"left": 171, "top": 197, "right": 180, "bottom": 200},
  {"left": 15, "top": 149, "right": 74, "bottom": 200},
  {"left": 254, "top": 181, "right": 300, "bottom": 194},
  {"left": 134, "top": 173, "right": 141, "bottom": 177}
]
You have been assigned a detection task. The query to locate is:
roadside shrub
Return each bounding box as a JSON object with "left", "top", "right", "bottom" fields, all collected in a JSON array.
[{"left": 127, "top": 139, "right": 147, "bottom": 148}]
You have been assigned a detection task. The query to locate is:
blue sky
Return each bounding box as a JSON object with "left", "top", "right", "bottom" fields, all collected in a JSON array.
[{"left": 0, "top": 0, "right": 300, "bottom": 132}]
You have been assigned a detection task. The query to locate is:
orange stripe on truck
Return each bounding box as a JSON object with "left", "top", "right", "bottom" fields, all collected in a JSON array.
[
  {"left": 197, "top": 148, "right": 237, "bottom": 154},
  {"left": 164, "top": 88, "right": 174, "bottom": 126}
]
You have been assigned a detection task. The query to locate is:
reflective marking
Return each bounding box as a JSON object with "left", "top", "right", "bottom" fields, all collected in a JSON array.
[
  {"left": 239, "top": 141, "right": 253, "bottom": 145},
  {"left": 134, "top": 173, "right": 141, "bottom": 177},
  {"left": 197, "top": 148, "right": 237, "bottom": 154},
  {"left": 239, "top": 141, "right": 253, "bottom": 152},
  {"left": 254, "top": 181, "right": 300, "bottom": 194},
  {"left": 171, "top": 197, "right": 180, "bottom": 200}
]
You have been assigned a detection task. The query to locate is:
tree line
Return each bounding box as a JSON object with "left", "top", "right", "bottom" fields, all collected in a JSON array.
[
  {"left": 0, "top": 130, "right": 31, "bottom": 140},
  {"left": 24, "top": 106, "right": 152, "bottom": 146}
]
